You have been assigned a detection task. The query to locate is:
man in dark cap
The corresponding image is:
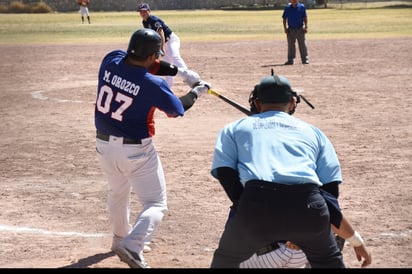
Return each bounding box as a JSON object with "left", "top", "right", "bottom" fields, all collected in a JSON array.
[
  {"left": 137, "top": 2, "right": 190, "bottom": 88},
  {"left": 210, "top": 75, "right": 346, "bottom": 268}
]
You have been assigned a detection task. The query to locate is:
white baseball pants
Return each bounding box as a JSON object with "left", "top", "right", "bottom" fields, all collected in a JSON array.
[{"left": 96, "top": 136, "right": 168, "bottom": 254}]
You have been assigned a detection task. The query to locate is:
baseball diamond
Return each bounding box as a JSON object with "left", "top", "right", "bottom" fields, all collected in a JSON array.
[{"left": 0, "top": 7, "right": 411, "bottom": 268}]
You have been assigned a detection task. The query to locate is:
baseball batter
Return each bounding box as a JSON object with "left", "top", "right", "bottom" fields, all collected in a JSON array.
[
  {"left": 78, "top": 0, "right": 91, "bottom": 24},
  {"left": 95, "top": 28, "right": 210, "bottom": 268}
]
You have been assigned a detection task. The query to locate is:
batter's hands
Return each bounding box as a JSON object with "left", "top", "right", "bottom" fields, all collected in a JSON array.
[
  {"left": 191, "top": 81, "right": 211, "bottom": 98},
  {"left": 353, "top": 245, "right": 372, "bottom": 267},
  {"left": 177, "top": 67, "right": 201, "bottom": 88}
]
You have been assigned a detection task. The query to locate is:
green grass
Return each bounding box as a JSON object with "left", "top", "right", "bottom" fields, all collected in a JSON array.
[{"left": 0, "top": 7, "right": 411, "bottom": 45}]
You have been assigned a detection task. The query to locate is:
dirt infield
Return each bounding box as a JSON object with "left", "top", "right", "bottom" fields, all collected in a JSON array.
[{"left": 0, "top": 37, "right": 411, "bottom": 268}]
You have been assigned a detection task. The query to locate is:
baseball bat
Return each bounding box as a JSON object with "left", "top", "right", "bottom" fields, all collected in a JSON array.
[
  {"left": 208, "top": 89, "right": 252, "bottom": 116},
  {"left": 299, "top": 94, "right": 315, "bottom": 109}
]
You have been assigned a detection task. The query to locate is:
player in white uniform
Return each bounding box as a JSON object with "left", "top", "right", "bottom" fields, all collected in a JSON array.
[
  {"left": 137, "top": 3, "right": 188, "bottom": 88},
  {"left": 78, "top": 0, "right": 90, "bottom": 24}
]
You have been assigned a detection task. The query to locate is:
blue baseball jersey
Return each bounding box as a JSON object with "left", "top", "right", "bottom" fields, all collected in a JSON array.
[
  {"left": 211, "top": 111, "right": 342, "bottom": 186},
  {"left": 282, "top": 3, "right": 307, "bottom": 28},
  {"left": 142, "top": 15, "right": 173, "bottom": 41},
  {"left": 95, "top": 50, "right": 184, "bottom": 140}
]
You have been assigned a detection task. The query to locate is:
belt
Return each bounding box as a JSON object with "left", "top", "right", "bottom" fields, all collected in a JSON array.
[
  {"left": 96, "top": 131, "right": 142, "bottom": 144},
  {"left": 245, "top": 180, "right": 319, "bottom": 192},
  {"left": 256, "top": 242, "right": 281, "bottom": 256}
]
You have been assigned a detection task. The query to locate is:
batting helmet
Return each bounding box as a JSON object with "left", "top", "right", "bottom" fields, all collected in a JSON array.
[{"left": 127, "top": 28, "right": 161, "bottom": 59}]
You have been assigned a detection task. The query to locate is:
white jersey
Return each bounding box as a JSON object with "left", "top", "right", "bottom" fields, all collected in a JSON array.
[{"left": 240, "top": 242, "right": 309, "bottom": 268}]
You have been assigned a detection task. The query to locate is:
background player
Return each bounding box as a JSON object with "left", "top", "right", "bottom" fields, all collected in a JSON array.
[
  {"left": 78, "top": 0, "right": 91, "bottom": 24},
  {"left": 137, "top": 2, "right": 189, "bottom": 88}
]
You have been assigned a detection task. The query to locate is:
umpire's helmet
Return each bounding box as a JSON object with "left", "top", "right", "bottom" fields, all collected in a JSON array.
[
  {"left": 257, "top": 75, "right": 295, "bottom": 104},
  {"left": 127, "top": 28, "right": 161, "bottom": 59}
]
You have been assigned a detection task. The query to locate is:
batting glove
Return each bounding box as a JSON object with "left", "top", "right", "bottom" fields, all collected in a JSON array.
[
  {"left": 177, "top": 67, "right": 201, "bottom": 88},
  {"left": 191, "top": 81, "right": 211, "bottom": 98}
]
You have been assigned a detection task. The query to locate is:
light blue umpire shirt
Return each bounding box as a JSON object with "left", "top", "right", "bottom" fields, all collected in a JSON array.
[{"left": 211, "top": 110, "right": 342, "bottom": 186}]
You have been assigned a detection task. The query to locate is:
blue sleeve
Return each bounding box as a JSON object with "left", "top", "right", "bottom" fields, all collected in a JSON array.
[
  {"left": 146, "top": 74, "right": 184, "bottom": 117},
  {"left": 282, "top": 5, "right": 290, "bottom": 19},
  {"left": 282, "top": 8, "right": 287, "bottom": 19}
]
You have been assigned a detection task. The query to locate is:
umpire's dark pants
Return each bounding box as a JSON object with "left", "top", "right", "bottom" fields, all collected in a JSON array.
[
  {"left": 210, "top": 180, "right": 345, "bottom": 268},
  {"left": 287, "top": 28, "right": 308, "bottom": 63}
]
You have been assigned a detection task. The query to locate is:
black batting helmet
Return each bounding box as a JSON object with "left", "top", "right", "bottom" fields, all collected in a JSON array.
[{"left": 127, "top": 28, "right": 161, "bottom": 59}]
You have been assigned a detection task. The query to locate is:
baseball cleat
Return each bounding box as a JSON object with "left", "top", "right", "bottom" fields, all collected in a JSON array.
[{"left": 115, "top": 246, "right": 150, "bottom": 268}]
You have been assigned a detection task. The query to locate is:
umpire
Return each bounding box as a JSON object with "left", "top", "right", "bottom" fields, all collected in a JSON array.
[{"left": 210, "top": 75, "right": 345, "bottom": 268}]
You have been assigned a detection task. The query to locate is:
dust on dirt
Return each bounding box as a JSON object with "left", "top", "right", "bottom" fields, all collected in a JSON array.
[{"left": 0, "top": 38, "right": 411, "bottom": 268}]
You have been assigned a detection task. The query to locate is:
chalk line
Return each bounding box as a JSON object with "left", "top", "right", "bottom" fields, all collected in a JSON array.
[
  {"left": 2, "top": 224, "right": 410, "bottom": 239},
  {"left": 30, "top": 79, "right": 97, "bottom": 104},
  {"left": 0, "top": 224, "right": 110, "bottom": 238},
  {"left": 31, "top": 90, "right": 93, "bottom": 104},
  {"left": 379, "top": 229, "right": 412, "bottom": 238}
]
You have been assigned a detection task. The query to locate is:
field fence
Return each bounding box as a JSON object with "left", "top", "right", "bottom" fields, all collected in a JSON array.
[{"left": 0, "top": 0, "right": 410, "bottom": 12}]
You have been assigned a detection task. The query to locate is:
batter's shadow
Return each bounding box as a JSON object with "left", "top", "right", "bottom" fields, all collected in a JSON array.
[{"left": 60, "top": 251, "right": 115, "bottom": 268}]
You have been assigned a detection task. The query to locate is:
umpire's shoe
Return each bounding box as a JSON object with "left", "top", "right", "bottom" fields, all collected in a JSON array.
[{"left": 115, "top": 244, "right": 150, "bottom": 268}]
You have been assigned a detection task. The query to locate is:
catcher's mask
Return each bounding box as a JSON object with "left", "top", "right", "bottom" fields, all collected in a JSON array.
[{"left": 127, "top": 28, "right": 161, "bottom": 59}]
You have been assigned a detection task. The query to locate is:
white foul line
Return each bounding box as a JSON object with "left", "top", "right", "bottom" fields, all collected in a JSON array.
[
  {"left": 380, "top": 229, "right": 412, "bottom": 238},
  {"left": 2, "top": 224, "right": 411, "bottom": 239},
  {"left": 31, "top": 90, "right": 91, "bottom": 104},
  {"left": 0, "top": 225, "right": 110, "bottom": 238},
  {"left": 30, "top": 79, "right": 97, "bottom": 104}
]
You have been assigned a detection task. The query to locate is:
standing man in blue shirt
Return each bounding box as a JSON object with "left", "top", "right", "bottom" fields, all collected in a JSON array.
[{"left": 282, "top": 0, "right": 309, "bottom": 65}]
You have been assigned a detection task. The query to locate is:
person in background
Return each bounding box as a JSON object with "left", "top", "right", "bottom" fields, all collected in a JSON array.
[
  {"left": 137, "top": 2, "right": 190, "bottom": 88},
  {"left": 77, "top": 0, "right": 91, "bottom": 24},
  {"left": 282, "top": 0, "right": 309, "bottom": 65}
]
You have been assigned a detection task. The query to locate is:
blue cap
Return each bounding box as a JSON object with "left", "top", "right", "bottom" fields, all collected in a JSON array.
[
  {"left": 137, "top": 3, "right": 150, "bottom": 11},
  {"left": 257, "top": 75, "right": 293, "bottom": 103}
]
